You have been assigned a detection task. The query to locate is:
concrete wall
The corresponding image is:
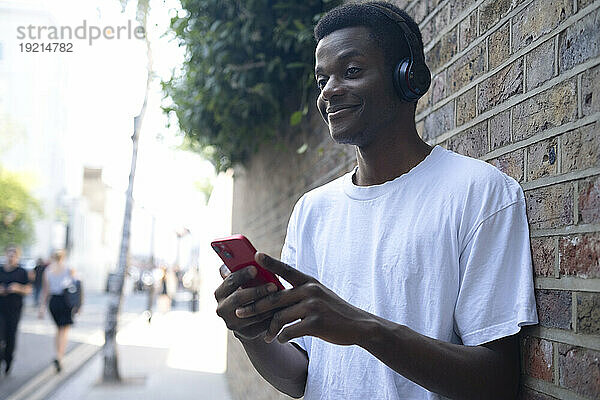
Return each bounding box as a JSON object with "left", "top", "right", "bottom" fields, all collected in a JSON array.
[{"left": 227, "top": 1, "right": 600, "bottom": 399}]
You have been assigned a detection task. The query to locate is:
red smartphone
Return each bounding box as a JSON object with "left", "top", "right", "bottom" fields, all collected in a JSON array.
[{"left": 211, "top": 234, "right": 285, "bottom": 290}]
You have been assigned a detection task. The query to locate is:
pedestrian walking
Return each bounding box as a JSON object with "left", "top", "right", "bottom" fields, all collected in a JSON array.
[
  {"left": 38, "top": 250, "right": 82, "bottom": 373},
  {"left": 0, "top": 245, "right": 32, "bottom": 375},
  {"left": 32, "top": 257, "right": 48, "bottom": 306}
]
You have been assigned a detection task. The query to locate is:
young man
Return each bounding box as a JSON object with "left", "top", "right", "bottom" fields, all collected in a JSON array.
[
  {"left": 0, "top": 246, "right": 32, "bottom": 375},
  {"left": 214, "top": 3, "right": 538, "bottom": 399}
]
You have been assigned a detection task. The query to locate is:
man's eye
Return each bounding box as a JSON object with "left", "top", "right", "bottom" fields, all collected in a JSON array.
[
  {"left": 316, "top": 79, "right": 327, "bottom": 90},
  {"left": 346, "top": 67, "right": 361, "bottom": 76}
]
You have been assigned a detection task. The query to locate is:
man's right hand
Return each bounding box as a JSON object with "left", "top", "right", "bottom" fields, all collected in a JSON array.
[{"left": 214, "top": 264, "right": 279, "bottom": 341}]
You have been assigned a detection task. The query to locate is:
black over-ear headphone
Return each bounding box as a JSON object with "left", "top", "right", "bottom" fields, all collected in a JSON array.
[{"left": 368, "top": 3, "right": 431, "bottom": 102}]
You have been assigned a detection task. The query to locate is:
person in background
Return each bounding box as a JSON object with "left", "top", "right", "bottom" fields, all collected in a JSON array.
[
  {"left": 38, "top": 250, "right": 78, "bottom": 373},
  {"left": 32, "top": 257, "right": 48, "bottom": 306},
  {"left": 0, "top": 245, "right": 32, "bottom": 375}
]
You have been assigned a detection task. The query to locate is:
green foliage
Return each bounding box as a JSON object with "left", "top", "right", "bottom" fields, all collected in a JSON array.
[
  {"left": 163, "top": 0, "right": 340, "bottom": 171},
  {"left": 194, "top": 177, "right": 214, "bottom": 205},
  {"left": 0, "top": 168, "right": 43, "bottom": 249}
]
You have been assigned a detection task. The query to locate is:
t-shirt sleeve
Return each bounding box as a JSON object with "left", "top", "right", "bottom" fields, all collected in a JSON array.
[
  {"left": 280, "top": 199, "right": 307, "bottom": 352},
  {"left": 454, "top": 198, "right": 538, "bottom": 346},
  {"left": 18, "top": 268, "right": 30, "bottom": 284}
]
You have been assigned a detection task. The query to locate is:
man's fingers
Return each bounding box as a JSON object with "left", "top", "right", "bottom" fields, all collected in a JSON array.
[
  {"left": 214, "top": 266, "right": 256, "bottom": 301},
  {"left": 232, "top": 283, "right": 279, "bottom": 308},
  {"left": 231, "top": 311, "right": 273, "bottom": 332},
  {"left": 219, "top": 264, "right": 230, "bottom": 279},
  {"left": 264, "top": 303, "right": 306, "bottom": 343},
  {"left": 276, "top": 318, "right": 314, "bottom": 343},
  {"left": 235, "top": 286, "right": 301, "bottom": 318},
  {"left": 255, "top": 253, "right": 312, "bottom": 287}
]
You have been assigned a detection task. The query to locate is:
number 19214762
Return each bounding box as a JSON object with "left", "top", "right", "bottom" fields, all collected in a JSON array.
[{"left": 19, "top": 43, "right": 73, "bottom": 52}]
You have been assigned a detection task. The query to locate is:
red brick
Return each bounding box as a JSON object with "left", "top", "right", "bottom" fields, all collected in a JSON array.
[
  {"left": 531, "top": 237, "right": 556, "bottom": 277},
  {"left": 559, "top": 233, "right": 600, "bottom": 278},
  {"left": 577, "top": 292, "right": 600, "bottom": 335},
  {"left": 489, "top": 149, "right": 524, "bottom": 183},
  {"left": 535, "top": 289, "right": 572, "bottom": 330},
  {"left": 561, "top": 123, "right": 599, "bottom": 173},
  {"left": 578, "top": 176, "right": 600, "bottom": 224},
  {"left": 558, "top": 344, "right": 600, "bottom": 398},
  {"left": 513, "top": 78, "right": 577, "bottom": 141},
  {"left": 526, "top": 137, "right": 558, "bottom": 181},
  {"left": 522, "top": 336, "right": 554, "bottom": 382},
  {"left": 446, "top": 121, "right": 487, "bottom": 159},
  {"left": 525, "top": 183, "right": 574, "bottom": 230},
  {"left": 489, "top": 109, "right": 511, "bottom": 151}
]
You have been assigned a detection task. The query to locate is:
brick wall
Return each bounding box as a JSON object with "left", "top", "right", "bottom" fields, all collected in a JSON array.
[{"left": 226, "top": 1, "right": 600, "bottom": 399}]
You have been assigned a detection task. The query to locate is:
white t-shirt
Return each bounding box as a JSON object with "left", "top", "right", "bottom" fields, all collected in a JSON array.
[{"left": 280, "top": 145, "right": 538, "bottom": 400}]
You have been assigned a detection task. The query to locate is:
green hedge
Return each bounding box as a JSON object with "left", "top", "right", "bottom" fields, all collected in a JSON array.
[{"left": 163, "top": 0, "right": 340, "bottom": 171}]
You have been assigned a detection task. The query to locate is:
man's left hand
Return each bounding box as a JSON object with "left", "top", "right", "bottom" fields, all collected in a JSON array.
[
  {"left": 7, "top": 282, "right": 21, "bottom": 293},
  {"left": 235, "top": 253, "right": 369, "bottom": 345}
]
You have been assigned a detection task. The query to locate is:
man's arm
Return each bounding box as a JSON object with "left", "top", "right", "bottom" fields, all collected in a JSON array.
[
  {"left": 214, "top": 265, "right": 308, "bottom": 398},
  {"left": 360, "top": 316, "right": 519, "bottom": 400},
  {"left": 237, "top": 253, "right": 519, "bottom": 400},
  {"left": 8, "top": 282, "right": 32, "bottom": 295},
  {"left": 237, "top": 335, "right": 308, "bottom": 398}
]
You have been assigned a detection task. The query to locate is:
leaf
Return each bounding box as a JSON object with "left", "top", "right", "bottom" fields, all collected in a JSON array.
[
  {"left": 296, "top": 143, "right": 308, "bottom": 154},
  {"left": 290, "top": 110, "right": 303, "bottom": 126}
]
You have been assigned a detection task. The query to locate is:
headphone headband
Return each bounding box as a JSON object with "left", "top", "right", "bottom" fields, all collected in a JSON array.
[{"left": 367, "top": 3, "right": 431, "bottom": 101}]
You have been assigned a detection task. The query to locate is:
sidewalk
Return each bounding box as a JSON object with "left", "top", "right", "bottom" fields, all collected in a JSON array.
[
  {"left": 47, "top": 300, "right": 233, "bottom": 400},
  {"left": 0, "top": 292, "right": 148, "bottom": 400}
]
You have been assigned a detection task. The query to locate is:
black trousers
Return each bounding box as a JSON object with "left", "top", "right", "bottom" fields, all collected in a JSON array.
[{"left": 0, "top": 306, "right": 22, "bottom": 364}]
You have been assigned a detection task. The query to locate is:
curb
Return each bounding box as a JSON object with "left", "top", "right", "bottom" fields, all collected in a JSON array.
[{"left": 5, "top": 343, "right": 100, "bottom": 400}]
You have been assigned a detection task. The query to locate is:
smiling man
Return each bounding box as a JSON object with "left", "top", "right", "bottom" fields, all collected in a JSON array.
[{"left": 214, "top": 2, "right": 538, "bottom": 399}]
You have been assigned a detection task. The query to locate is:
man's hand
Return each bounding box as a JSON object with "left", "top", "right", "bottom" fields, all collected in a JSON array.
[
  {"left": 7, "top": 282, "right": 21, "bottom": 293},
  {"left": 214, "top": 264, "right": 280, "bottom": 341},
  {"left": 235, "top": 253, "right": 368, "bottom": 345}
]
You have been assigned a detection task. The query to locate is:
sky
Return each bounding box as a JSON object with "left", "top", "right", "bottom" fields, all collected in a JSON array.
[{"left": 3, "top": 0, "right": 216, "bottom": 262}]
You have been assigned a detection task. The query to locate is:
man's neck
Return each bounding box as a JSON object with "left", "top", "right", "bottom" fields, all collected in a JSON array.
[
  {"left": 353, "top": 129, "right": 432, "bottom": 187},
  {"left": 3, "top": 264, "right": 17, "bottom": 272}
]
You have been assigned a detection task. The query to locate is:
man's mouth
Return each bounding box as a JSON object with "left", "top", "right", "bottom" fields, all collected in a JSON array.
[{"left": 326, "top": 104, "right": 361, "bottom": 119}]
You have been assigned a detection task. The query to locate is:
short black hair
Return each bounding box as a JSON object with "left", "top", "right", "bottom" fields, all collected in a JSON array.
[{"left": 314, "top": 2, "right": 424, "bottom": 72}]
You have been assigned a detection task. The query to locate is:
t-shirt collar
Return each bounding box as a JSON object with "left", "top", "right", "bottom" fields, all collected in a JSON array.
[{"left": 343, "top": 145, "right": 445, "bottom": 200}]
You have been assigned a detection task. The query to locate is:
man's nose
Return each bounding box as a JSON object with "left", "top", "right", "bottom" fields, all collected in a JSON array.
[{"left": 321, "top": 77, "right": 344, "bottom": 101}]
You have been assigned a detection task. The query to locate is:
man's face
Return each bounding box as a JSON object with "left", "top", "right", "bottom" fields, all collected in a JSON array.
[
  {"left": 315, "top": 26, "right": 400, "bottom": 147},
  {"left": 6, "top": 248, "right": 19, "bottom": 267}
]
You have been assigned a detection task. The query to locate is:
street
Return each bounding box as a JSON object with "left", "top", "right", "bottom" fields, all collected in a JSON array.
[{"left": 0, "top": 290, "right": 231, "bottom": 400}]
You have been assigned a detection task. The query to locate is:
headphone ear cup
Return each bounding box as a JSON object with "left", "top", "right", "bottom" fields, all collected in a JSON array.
[
  {"left": 393, "top": 59, "right": 416, "bottom": 102},
  {"left": 393, "top": 58, "right": 431, "bottom": 103}
]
